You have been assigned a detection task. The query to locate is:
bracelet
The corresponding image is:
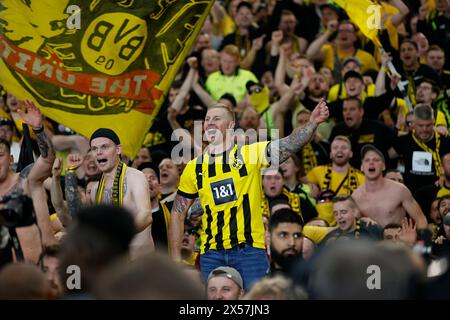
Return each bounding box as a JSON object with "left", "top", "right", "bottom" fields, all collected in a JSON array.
[
  {"left": 67, "top": 166, "right": 78, "bottom": 172},
  {"left": 32, "top": 126, "right": 44, "bottom": 133}
]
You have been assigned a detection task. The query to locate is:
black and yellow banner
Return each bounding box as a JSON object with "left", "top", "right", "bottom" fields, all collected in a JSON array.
[{"left": 0, "top": 0, "right": 213, "bottom": 157}]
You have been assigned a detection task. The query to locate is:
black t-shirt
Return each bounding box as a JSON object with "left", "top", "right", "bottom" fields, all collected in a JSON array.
[
  {"left": 151, "top": 205, "right": 169, "bottom": 254},
  {"left": 321, "top": 220, "right": 384, "bottom": 244},
  {"left": 330, "top": 119, "right": 396, "bottom": 169},
  {"left": 393, "top": 133, "right": 450, "bottom": 193},
  {"left": 301, "top": 95, "right": 322, "bottom": 112},
  {"left": 329, "top": 91, "right": 395, "bottom": 123}
]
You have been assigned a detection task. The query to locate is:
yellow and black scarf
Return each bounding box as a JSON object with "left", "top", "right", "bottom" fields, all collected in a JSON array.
[
  {"left": 301, "top": 143, "right": 318, "bottom": 174},
  {"left": 96, "top": 160, "right": 127, "bottom": 206},
  {"left": 323, "top": 165, "right": 360, "bottom": 195}
]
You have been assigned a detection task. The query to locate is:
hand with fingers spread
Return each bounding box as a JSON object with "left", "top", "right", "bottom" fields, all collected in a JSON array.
[
  {"left": 52, "top": 158, "right": 63, "bottom": 177},
  {"left": 310, "top": 99, "right": 329, "bottom": 126},
  {"left": 398, "top": 218, "right": 417, "bottom": 246},
  {"left": 66, "top": 153, "right": 83, "bottom": 171},
  {"left": 17, "top": 100, "right": 43, "bottom": 130}
]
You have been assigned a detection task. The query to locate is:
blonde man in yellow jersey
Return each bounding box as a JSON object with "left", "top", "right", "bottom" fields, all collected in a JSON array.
[
  {"left": 170, "top": 100, "right": 329, "bottom": 292},
  {"left": 306, "top": 136, "right": 365, "bottom": 225}
]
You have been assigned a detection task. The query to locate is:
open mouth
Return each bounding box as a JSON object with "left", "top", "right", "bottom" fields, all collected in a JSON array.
[
  {"left": 97, "top": 158, "right": 107, "bottom": 164},
  {"left": 161, "top": 172, "right": 169, "bottom": 179},
  {"left": 368, "top": 168, "right": 376, "bottom": 173},
  {"left": 182, "top": 236, "right": 190, "bottom": 246}
]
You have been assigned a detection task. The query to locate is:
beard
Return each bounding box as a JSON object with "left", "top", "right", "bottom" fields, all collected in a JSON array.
[{"left": 270, "top": 245, "right": 302, "bottom": 273}]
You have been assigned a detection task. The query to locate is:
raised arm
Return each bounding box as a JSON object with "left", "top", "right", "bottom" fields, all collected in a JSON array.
[
  {"left": 272, "top": 76, "right": 304, "bottom": 137},
  {"left": 169, "top": 193, "right": 194, "bottom": 261},
  {"left": 18, "top": 100, "right": 55, "bottom": 184},
  {"left": 169, "top": 58, "right": 196, "bottom": 113},
  {"left": 389, "top": 0, "right": 410, "bottom": 27},
  {"left": 241, "top": 35, "right": 265, "bottom": 70},
  {"left": 272, "top": 99, "right": 329, "bottom": 165},
  {"left": 50, "top": 158, "right": 71, "bottom": 227},
  {"left": 65, "top": 154, "right": 84, "bottom": 219},
  {"left": 401, "top": 186, "right": 428, "bottom": 229},
  {"left": 305, "top": 20, "right": 337, "bottom": 61},
  {"left": 52, "top": 134, "right": 90, "bottom": 155}
]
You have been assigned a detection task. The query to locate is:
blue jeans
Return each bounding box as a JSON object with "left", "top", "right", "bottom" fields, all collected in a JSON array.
[{"left": 200, "top": 244, "right": 270, "bottom": 293}]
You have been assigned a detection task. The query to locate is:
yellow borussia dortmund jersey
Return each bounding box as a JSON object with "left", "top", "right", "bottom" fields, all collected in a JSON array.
[{"left": 178, "top": 141, "right": 270, "bottom": 254}]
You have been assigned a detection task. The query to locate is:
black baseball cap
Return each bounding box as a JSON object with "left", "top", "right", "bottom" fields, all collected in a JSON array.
[
  {"left": 344, "top": 70, "right": 363, "bottom": 82},
  {"left": 361, "top": 144, "right": 385, "bottom": 163},
  {"left": 137, "top": 162, "right": 160, "bottom": 180}
]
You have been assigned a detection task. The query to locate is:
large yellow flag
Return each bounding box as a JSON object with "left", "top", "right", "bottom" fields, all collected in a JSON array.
[
  {"left": 0, "top": 0, "right": 213, "bottom": 157},
  {"left": 333, "top": 0, "right": 383, "bottom": 48}
]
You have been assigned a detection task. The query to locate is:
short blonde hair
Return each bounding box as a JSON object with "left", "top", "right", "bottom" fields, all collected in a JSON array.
[
  {"left": 332, "top": 135, "right": 352, "bottom": 150},
  {"left": 208, "top": 103, "right": 236, "bottom": 122},
  {"left": 221, "top": 44, "right": 240, "bottom": 60},
  {"left": 243, "top": 276, "right": 307, "bottom": 300}
]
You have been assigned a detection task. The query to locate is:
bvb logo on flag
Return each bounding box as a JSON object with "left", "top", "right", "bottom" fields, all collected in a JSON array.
[{"left": 0, "top": 0, "right": 213, "bottom": 157}]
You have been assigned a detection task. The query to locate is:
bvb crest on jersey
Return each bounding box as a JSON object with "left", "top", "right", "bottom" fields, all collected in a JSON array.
[
  {"left": 0, "top": 0, "right": 213, "bottom": 157},
  {"left": 231, "top": 157, "right": 243, "bottom": 170}
]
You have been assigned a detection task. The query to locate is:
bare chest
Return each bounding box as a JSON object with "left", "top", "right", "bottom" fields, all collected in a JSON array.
[{"left": 357, "top": 189, "right": 405, "bottom": 225}]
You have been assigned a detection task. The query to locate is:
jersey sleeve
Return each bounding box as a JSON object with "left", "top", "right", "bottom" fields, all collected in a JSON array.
[
  {"left": 177, "top": 159, "right": 199, "bottom": 199},
  {"left": 244, "top": 141, "right": 271, "bottom": 168}
]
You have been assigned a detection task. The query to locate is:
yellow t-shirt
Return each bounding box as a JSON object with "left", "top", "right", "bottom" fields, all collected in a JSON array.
[
  {"left": 321, "top": 44, "right": 379, "bottom": 74},
  {"left": 306, "top": 165, "right": 365, "bottom": 225},
  {"left": 327, "top": 83, "right": 376, "bottom": 103},
  {"left": 205, "top": 69, "right": 258, "bottom": 103},
  {"left": 178, "top": 142, "right": 270, "bottom": 254}
]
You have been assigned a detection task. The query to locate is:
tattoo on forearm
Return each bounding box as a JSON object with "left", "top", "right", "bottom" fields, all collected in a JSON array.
[
  {"left": 173, "top": 194, "right": 190, "bottom": 214},
  {"left": 65, "top": 172, "right": 81, "bottom": 217},
  {"left": 276, "top": 122, "right": 316, "bottom": 164},
  {"left": 34, "top": 130, "right": 53, "bottom": 159}
]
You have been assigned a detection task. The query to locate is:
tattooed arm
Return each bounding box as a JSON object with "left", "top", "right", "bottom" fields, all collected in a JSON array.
[
  {"left": 19, "top": 100, "right": 56, "bottom": 185},
  {"left": 65, "top": 171, "right": 81, "bottom": 219},
  {"left": 64, "top": 154, "right": 84, "bottom": 219},
  {"left": 169, "top": 193, "right": 194, "bottom": 261},
  {"left": 271, "top": 99, "right": 329, "bottom": 165},
  {"left": 50, "top": 158, "right": 71, "bottom": 227}
]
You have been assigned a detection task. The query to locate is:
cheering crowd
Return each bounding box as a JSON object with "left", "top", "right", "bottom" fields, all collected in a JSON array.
[{"left": 0, "top": 0, "right": 450, "bottom": 300}]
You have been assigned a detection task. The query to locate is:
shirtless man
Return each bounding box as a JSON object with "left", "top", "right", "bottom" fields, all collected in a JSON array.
[
  {"left": 352, "top": 145, "right": 427, "bottom": 229},
  {"left": 89, "top": 128, "right": 154, "bottom": 257},
  {"left": 0, "top": 100, "right": 56, "bottom": 263}
]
